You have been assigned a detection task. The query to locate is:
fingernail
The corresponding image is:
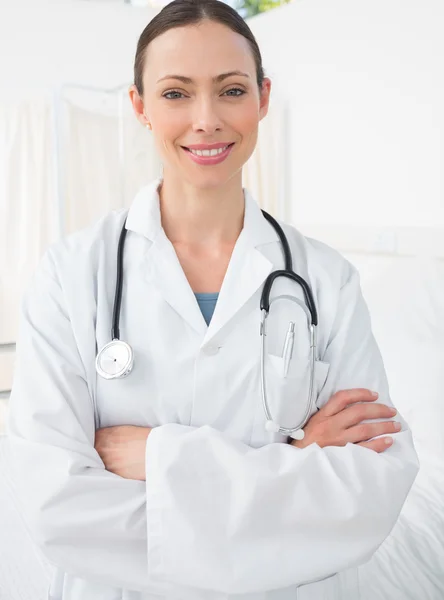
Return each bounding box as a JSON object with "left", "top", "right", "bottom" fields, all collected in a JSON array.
[
  {"left": 385, "top": 437, "right": 393, "bottom": 445},
  {"left": 390, "top": 408, "right": 397, "bottom": 415},
  {"left": 394, "top": 422, "right": 402, "bottom": 431},
  {"left": 371, "top": 391, "right": 379, "bottom": 398}
]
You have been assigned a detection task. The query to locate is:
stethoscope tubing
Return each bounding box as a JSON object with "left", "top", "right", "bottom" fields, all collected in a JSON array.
[
  {"left": 260, "top": 309, "right": 317, "bottom": 437},
  {"left": 96, "top": 209, "right": 318, "bottom": 439}
]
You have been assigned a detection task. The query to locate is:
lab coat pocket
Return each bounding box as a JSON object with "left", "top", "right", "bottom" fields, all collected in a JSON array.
[
  {"left": 267, "top": 355, "right": 330, "bottom": 426},
  {"left": 266, "top": 354, "right": 313, "bottom": 428},
  {"left": 250, "top": 355, "right": 330, "bottom": 446}
]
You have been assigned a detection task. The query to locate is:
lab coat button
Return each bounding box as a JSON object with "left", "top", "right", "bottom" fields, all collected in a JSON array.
[{"left": 204, "top": 345, "right": 220, "bottom": 356}]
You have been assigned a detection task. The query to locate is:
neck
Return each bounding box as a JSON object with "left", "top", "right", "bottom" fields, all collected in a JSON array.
[{"left": 158, "top": 171, "right": 245, "bottom": 246}]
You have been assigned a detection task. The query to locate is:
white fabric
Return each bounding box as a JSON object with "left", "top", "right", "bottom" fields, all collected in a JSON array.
[
  {"left": 349, "top": 254, "right": 444, "bottom": 599},
  {"left": 347, "top": 255, "right": 444, "bottom": 468},
  {"left": 5, "top": 179, "right": 418, "bottom": 599},
  {"left": 0, "top": 99, "right": 59, "bottom": 345},
  {"left": 2, "top": 439, "right": 442, "bottom": 600},
  {"left": 359, "top": 463, "right": 444, "bottom": 600},
  {"left": 62, "top": 97, "right": 162, "bottom": 235},
  {"left": 0, "top": 435, "right": 54, "bottom": 600},
  {"left": 242, "top": 100, "right": 290, "bottom": 222}
]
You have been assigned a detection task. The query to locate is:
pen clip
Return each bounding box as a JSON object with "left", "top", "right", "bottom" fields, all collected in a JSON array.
[{"left": 282, "top": 321, "right": 295, "bottom": 378}]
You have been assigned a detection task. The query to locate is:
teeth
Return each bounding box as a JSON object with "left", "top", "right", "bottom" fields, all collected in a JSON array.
[{"left": 189, "top": 145, "right": 229, "bottom": 157}]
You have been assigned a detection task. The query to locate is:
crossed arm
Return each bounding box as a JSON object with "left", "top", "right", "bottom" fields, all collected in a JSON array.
[
  {"left": 94, "top": 387, "right": 401, "bottom": 481},
  {"left": 7, "top": 249, "right": 419, "bottom": 594}
]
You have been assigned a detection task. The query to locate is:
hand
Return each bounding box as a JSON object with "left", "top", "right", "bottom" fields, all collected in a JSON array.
[
  {"left": 291, "top": 389, "right": 400, "bottom": 453},
  {"left": 94, "top": 425, "right": 152, "bottom": 481}
]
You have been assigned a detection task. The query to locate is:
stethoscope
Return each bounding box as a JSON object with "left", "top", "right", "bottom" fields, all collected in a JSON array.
[{"left": 96, "top": 210, "right": 318, "bottom": 441}]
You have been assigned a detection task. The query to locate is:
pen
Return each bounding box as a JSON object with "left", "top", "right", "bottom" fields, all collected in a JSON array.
[{"left": 282, "top": 321, "right": 295, "bottom": 377}]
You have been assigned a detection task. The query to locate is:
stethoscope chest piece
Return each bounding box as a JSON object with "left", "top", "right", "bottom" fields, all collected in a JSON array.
[{"left": 95, "top": 340, "right": 134, "bottom": 380}]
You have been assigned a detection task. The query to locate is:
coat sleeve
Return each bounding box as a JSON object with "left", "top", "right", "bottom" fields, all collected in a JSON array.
[
  {"left": 6, "top": 249, "right": 163, "bottom": 593},
  {"left": 143, "top": 263, "right": 420, "bottom": 594}
]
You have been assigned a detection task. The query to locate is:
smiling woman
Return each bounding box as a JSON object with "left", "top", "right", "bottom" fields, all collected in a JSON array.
[
  {"left": 125, "top": 0, "right": 272, "bottom": 294},
  {"left": 128, "top": 2, "right": 270, "bottom": 198},
  {"left": 6, "top": 1, "right": 419, "bottom": 600}
]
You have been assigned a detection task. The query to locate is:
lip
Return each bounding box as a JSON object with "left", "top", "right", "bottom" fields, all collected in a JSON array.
[
  {"left": 184, "top": 142, "right": 233, "bottom": 150},
  {"left": 182, "top": 143, "right": 235, "bottom": 166}
]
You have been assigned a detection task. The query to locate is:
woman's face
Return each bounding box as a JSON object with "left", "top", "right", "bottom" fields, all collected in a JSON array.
[{"left": 129, "top": 20, "right": 271, "bottom": 189}]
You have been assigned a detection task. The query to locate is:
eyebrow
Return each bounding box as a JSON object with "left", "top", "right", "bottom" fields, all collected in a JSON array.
[{"left": 156, "top": 71, "right": 250, "bottom": 84}]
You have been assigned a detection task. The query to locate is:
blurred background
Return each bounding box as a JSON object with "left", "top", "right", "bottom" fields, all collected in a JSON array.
[{"left": 0, "top": 1, "right": 443, "bottom": 597}]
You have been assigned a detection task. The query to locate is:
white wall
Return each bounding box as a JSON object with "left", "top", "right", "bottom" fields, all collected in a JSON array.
[
  {"left": 248, "top": 0, "right": 443, "bottom": 227},
  {"left": 0, "top": 0, "right": 158, "bottom": 99}
]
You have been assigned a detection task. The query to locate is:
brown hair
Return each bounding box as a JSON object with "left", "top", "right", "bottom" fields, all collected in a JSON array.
[{"left": 134, "top": 0, "right": 265, "bottom": 97}]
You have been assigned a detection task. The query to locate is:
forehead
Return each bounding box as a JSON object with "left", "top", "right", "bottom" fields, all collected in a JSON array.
[{"left": 143, "top": 21, "right": 256, "bottom": 80}]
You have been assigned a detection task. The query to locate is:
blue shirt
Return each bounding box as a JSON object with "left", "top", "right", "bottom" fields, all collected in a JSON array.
[{"left": 195, "top": 292, "right": 219, "bottom": 326}]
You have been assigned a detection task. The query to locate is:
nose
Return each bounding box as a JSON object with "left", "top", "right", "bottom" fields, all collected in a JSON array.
[{"left": 191, "top": 97, "right": 223, "bottom": 134}]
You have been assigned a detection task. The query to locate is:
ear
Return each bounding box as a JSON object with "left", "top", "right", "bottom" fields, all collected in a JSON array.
[
  {"left": 128, "top": 85, "right": 150, "bottom": 127},
  {"left": 259, "top": 77, "right": 272, "bottom": 121}
]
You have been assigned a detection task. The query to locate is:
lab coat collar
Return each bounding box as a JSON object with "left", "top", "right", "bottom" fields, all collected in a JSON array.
[
  {"left": 125, "top": 178, "right": 279, "bottom": 248},
  {"left": 125, "top": 178, "right": 280, "bottom": 341},
  {"left": 125, "top": 179, "right": 163, "bottom": 241}
]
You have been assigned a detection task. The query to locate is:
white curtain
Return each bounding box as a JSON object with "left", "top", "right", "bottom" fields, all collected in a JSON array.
[
  {"left": 242, "top": 98, "right": 291, "bottom": 221},
  {"left": 0, "top": 89, "right": 162, "bottom": 334},
  {"left": 0, "top": 99, "right": 59, "bottom": 346},
  {"left": 60, "top": 88, "right": 162, "bottom": 235}
]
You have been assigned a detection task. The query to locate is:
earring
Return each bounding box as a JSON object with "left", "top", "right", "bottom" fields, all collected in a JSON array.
[{"left": 146, "top": 122, "right": 152, "bottom": 130}]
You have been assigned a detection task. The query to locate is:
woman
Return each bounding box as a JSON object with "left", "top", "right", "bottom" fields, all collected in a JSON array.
[{"left": 7, "top": 1, "right": 418, "bottom": 599}]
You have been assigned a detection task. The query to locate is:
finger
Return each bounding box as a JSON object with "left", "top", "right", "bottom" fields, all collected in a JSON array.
[
  {"left": 338, "top": 402, "right": 397, "bottom": 429},
  {"left": 322, "top": 389, "right": 379, "bottom": 417},
  {"left": 345, "top": 420, "right": 401, "bottom": 444},
  {"left": 357, "top": 437, "right": 394, "bottom": 453}
]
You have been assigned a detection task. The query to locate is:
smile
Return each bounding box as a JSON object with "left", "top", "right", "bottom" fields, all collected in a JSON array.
[
  {"left": 181, "top": 143, "right": 235, "bottom": 165},
  {"left": 188, "top": 145, "right": 230, "bottom": 157}
]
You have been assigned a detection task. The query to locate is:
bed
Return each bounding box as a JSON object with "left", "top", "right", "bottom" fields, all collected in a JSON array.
[
  {"left": 1, "top": 225, "right": 443, "bottom": 600},
  {"left": 307, "top": 225, "right": 444, "bottom": 600}
]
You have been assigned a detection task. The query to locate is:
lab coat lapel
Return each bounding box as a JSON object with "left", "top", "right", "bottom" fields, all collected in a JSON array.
[
  {"left": 126, "top": 179, "right": 207, "bottom": 337},
  {"left": 203, "top": 190, "right": 279, "bottom": 345},
  {"left": 125, "top": 181, "right": 281, "bottom": 341},
  {"left": 145, "top": 231, "right": 208, "bottom": 336}
]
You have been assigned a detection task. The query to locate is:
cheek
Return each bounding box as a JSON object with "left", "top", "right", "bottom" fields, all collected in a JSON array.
[
  {"left": 236, "top": 115, "right": 259, "bottom": 155},
  {"left": 150, "top": 112, "right": 186, "bottom": 159},
  {"left": 156, "top": 113, "right": 184, "bottom": 140},
  {"left": 232, "top": 100, "right": 259, "bottom": 131},
  {"left": 230, "top": 102, "right": 260, "bottom": 146}
]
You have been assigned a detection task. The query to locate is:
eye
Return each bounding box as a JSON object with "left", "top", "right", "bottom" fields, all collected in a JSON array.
[
  {"left": 224, "top": 88, "right": 245, "bottom": 97},
  {"left": 163, "top": 90, "right": 186, "bottom": 100}
]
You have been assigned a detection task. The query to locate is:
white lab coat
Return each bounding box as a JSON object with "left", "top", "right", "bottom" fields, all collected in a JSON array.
[{"left": 7, "top": 179, "right": 419, "bottom": 600}]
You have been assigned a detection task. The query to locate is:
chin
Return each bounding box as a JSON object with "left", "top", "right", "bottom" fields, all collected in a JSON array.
[{"left": 186, "top": 169, "right": 242, "bottom": 190}]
